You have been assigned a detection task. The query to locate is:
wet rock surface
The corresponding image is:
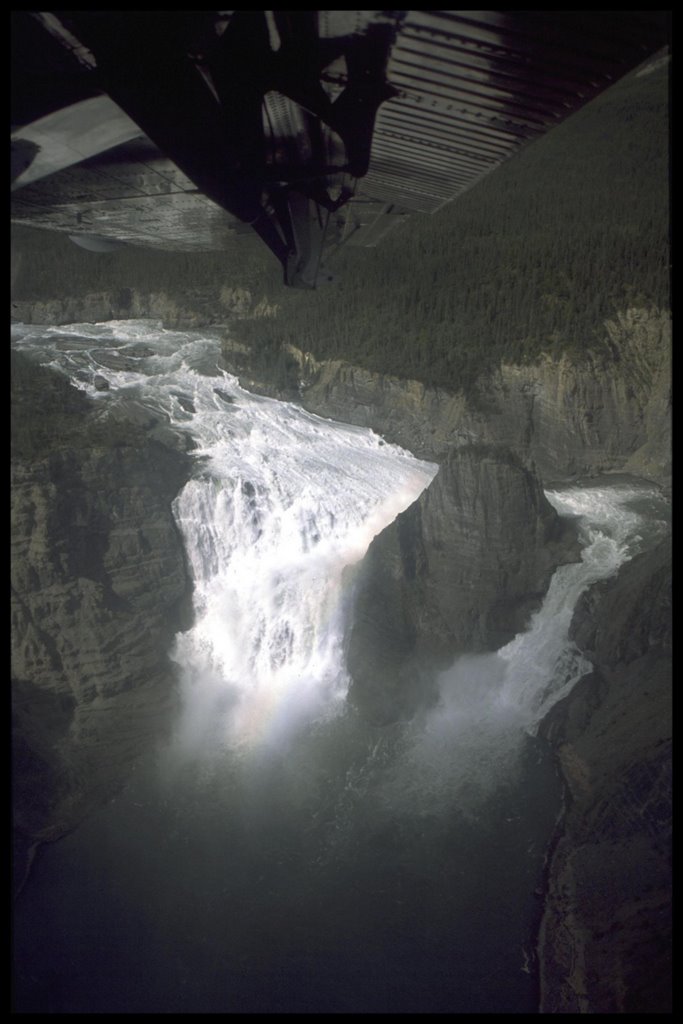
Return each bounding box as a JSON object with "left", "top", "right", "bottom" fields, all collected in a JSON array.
[
  {"left": 10, "top": 298, "right": 671, "bottom": 1011},
  {"left": 11, "top": 352, "right": 193, "bottom": 850},
  {"left": 537, "top": 537, "right": 672, "bottom": 1013},
  {"left": 345, "top": 444, "right": 580, "bottom": 724},
  {"left": 282, "top": 309, "right": 671, "bottom": 489}
]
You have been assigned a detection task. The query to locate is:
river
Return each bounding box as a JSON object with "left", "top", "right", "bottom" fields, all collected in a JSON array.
[{"left": 11, "top": 320, "right": 669, "bottom": 1013}]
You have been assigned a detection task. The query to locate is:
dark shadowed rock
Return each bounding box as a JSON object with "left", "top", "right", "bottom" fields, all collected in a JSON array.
[
  {"left": 11, "top": 352, "right": 193, "bottom": 848},
  {"left": 346, "top": 443, "right": 580, "bottom": 723},
  {"left": 537, "top": 536, "right": 671, "bottom": 1013},
  {"left": 246, "top": 308, "right": 670, "bottom": 489},
  {"left": 12, "top": 287, "right": 671, "bottom": 489}
]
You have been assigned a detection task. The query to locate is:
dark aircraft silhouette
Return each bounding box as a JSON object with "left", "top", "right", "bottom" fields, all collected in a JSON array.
[{"left": 11, "top": 11, "right": 669, "bottom": 288}]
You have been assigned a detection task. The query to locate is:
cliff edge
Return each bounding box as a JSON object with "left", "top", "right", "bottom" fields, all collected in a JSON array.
[
  {"left": 12, "top": 352, "right": 193, "bottom": 862},
  {"left": 537, "top": 537, "right": 672, "bottom": 1013},
  {"left": 346, "top": 443, "right": 580, "bottom": 723}
]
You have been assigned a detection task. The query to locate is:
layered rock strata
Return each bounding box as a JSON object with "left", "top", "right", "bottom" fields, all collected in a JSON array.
[
  {"left": 345, "top": 443, "right": 580, "bottom": 723},
  {"left": 11, "top": 352, "right": 193, "bottom": 848},
  {"left": 11, "top": 292, "right": 670, "bottom": 487},
  {"left": 11, "top": 286, "right": 278, "bottom": 332},
  {"left": 280, "top": 309, "right": 671, "bottom": 488},
  {"left": 537, "top": 536, "right": 672, "bottom": 1013}
]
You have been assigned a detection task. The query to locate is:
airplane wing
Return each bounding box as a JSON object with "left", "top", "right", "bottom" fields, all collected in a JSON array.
[{"left": 11, "top": 10, "right": 670, "bottom": 288}]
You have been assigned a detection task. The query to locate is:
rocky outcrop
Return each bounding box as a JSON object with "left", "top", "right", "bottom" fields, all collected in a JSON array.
[
  {"left": 274, "top": 308, "right": 670, "bottom": 488},
  {"left": 12, "top": 290, "right": 670, "bottom": 488},
  {"left": 10, "top": 284, "right": 269, "bottom": 331},
  {"left": 346, "top": 444, "right": 580, "bottom": 723},
  {"left": 493, "top": 309, "right": 671, "bottom": 486},
  {"left": 11, "top": 352, "right": 193, "bottom": 846},
  {"left": 537, "top": 536, "right": 672, "bottom": 1013},
  {"left": 11, "top": 292, "right": 671, "bottom": 1009}
]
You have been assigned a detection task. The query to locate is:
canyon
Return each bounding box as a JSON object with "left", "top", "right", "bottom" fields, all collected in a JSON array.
[{"left": 11, "top": 295, "right": 671, "bottom": 1012}]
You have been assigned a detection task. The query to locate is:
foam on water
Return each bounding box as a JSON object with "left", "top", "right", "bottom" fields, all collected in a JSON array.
[
  {"left": 372, "top": 478, "right": 669, "bottom": 818},
  {"left": 12, "top": 319, "right": 668, "bottom": 773},
  {"left": 12, "top": 320, "right": 438, "bottom": 752},
  {"left": 11, "top": 320, "right": 670, "bottom": 1014}
]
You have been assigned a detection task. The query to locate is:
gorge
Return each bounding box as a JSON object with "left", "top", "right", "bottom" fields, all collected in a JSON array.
[
  {"left": 11, "top": 55, "right": 670, "bottom": 1015},
  {"left": 11, "top": 313, "right": 670, "bottom": 1013}
]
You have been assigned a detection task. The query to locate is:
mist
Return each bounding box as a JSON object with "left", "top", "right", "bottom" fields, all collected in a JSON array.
[{"left": 12, "top": 321, "right": 669, "bottom": 1013}]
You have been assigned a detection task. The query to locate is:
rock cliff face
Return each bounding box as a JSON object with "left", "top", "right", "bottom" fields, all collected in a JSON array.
[
  {"left": 346, "top": 444, "right": 580, "bottom": 723},
  {"left": 11, "top": 352, "right": 193, "bottom": 847},
  {"left": 11, "top": 291, "right": 670, "bottom": 487},
  {"left": 10, "top": 293, "right": 671, "bottom": 1010},
  {"left": 537, "top": 537, "right": 672, "bottom": 1013},
  {"left": 11, "top": 285, "right": 278, "bottom": 331},
  {"left": 279, "top": 308, "right": 670, "bottom": 488}
]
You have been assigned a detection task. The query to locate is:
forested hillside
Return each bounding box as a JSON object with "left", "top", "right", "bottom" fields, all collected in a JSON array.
[
  {"left": 10, "top": 229, "right": 268, "bottom": 303},
  {"left": 12, "top": 57, "right": 669, "bottom": 394},
  {"left": 237, "top": 59, "right": 670, "bottom": 391}
]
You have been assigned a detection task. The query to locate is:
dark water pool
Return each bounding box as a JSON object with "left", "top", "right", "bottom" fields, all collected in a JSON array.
[{"left": 12, "top": 717, "right": 562, "bottom": 1014}]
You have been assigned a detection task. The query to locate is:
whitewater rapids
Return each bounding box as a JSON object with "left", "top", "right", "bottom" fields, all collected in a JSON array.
[
  {"left": 11, "top": 319, "right": 669, "bottom": 1015},
  {"left": 12, "top": 319, "right": 438, "bottom": 752},
  {"left": 11, "top": 319, "right": 669, "bottom": 769}
]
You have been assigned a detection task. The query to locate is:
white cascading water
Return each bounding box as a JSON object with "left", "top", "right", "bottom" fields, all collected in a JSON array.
[
  {"left": 375, "top": 480, "right": 669, "bottom": 819},
  {"left": 12, "top": 319, "right": 670, "bottom": 1015},
  {"left": 11, "top": 320, "right": 438, "bottom": 752},
  {"left": 497, "top": 486, "right": 656, "bottom": 721},
  {"left": 169, "top": 383, "right": 438, "bottom": 753},
  {"left": 11, "top": 320, "right": 669, "bottom": 778}
]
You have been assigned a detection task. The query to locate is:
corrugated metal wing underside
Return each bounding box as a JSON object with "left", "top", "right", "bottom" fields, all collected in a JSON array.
[
  {"left": 11, "top": 10, "right": 668, "bottom": 258},
  {"left": 359, "top": 9, "right": 666, "bottom": 213}
]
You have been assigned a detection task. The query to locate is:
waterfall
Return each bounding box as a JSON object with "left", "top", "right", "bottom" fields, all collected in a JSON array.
[
  {"left": 373, "top": 480, "right": 670, "bottom": 819},
  {"left": 11, "top": 319, "right": 670, "bottom": 1016},
  {"left": 11, "top": 320, "right": 668, "bottom": 769},
  {"left": 168, "top": 380, "right": 438, "bottom": 754},
  {"left": 497, "top": 485, "right": 661, "bottom": 722},
  {"left": 11, "top": 320, "right": 438, "bottom": 753}
]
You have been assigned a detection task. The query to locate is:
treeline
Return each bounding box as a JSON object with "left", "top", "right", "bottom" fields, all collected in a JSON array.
[
  {"left": 13, "top": 59, "right": 670, "bottom": 396},
  {"left": 237, "top": 60, "right": 670, "bottom": 392},
  {"left": 11, "top": 230, "right": 270, "bottom": 303}
]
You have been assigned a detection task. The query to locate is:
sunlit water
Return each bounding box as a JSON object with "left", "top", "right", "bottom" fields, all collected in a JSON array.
[
  {"left": 11, "top": 321, "right": 669, "bottom": 1013},
  {"left": 12, "top": 319, "right": 437, "bottom": 754}
]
